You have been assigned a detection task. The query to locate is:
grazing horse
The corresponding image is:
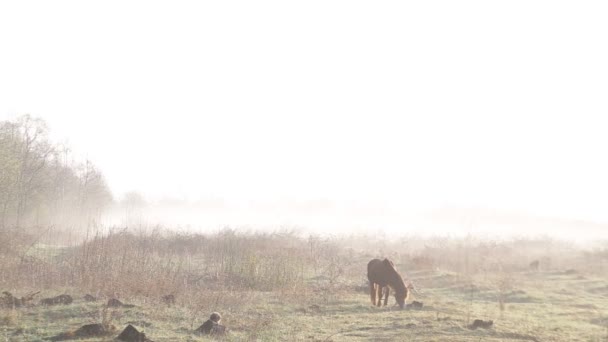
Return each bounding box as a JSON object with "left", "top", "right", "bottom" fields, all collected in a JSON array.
[
  {"left": 367, "top": 258, "right": 408, "bottom": 309},
  {"left": 529, "top": 260, "right": 540, "bottom": 271}
]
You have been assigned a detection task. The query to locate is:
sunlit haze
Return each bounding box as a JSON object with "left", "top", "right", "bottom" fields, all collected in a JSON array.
[{"left": 2, "top": 1, "right": 607, "bottom": 238}]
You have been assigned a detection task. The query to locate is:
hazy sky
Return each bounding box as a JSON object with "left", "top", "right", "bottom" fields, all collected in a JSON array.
[{"left": 1, "top": 1, "right": 607, "bottom": 223}]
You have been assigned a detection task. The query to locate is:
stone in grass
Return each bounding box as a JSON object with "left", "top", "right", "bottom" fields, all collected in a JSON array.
[
  {"left": 40, "top": 294, "right": 73, "bottom": 306},
  {"left": 49, "top": 323, "right": 117, "bottom": 341},
  {"left": 468, "top": 319, "right": 493, "bottom": 330},
  {"left": 195, "top": 312, "right": 227, "bottom": 335},
  {"left": 116, "top": 324, "right": 153, "bottom": 342}
]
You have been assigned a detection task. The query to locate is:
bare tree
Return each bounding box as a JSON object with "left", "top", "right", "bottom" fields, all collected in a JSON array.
[{"left": 0, "top": 115, "right": 113, "bottom": 230}]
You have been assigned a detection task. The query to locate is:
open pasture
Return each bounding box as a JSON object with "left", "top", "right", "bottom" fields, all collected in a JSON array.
[{"left": 1, "top": 229, "right": 607, "bottom": 341}]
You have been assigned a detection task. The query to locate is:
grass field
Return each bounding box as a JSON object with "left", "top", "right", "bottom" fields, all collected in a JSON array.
[{"left": 1, "top": 229, "right": 607, "bottom": 341}]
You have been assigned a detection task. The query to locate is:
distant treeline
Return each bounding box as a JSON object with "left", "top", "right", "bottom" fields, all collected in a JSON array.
[{"left": 0, "top": 115, "right": 112, "bottom": 229}]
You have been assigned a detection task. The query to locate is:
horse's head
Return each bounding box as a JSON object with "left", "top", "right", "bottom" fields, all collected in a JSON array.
[{"left": 395, "top": 290, "right": 407, "bottom": 309}]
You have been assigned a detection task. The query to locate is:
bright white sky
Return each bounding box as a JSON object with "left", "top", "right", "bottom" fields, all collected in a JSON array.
[{"left": 1, "top": 1, "right": 608, "bottom": 226}]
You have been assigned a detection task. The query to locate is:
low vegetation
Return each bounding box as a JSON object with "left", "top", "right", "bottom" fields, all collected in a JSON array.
[{"left": 1, "top": 227, "right": 607, "bottom": 341}]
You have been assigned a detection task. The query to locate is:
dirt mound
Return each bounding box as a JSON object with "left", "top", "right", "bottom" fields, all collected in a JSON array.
[
  {"left": 107, "top": 298, "right": 135, "bottom": 308},
  {"left": 408, "top": 301, "right": 423, "bottom": 310},
  {"left": 49, "top": 323, "right": 116, "bottom": 341},
  {"left": 83, "top": 294, "right": 97, "bottom": 302},
  {"left": 75, "top": 323, "right": 116, "bottom": 337},
  {"left": 108, "top": 298, "right": 123, "bottom": 307},
  {"left": 161, "top": 294, "right": 175, "bottom": 306},
  {"left": 41, "top": 294, "right": 73, "bottom": 305},
  {"left": 468, "top": 319, "right": 493, "bottom": 330},
  {"left": 116, "top": 324, "right": 153, "bottom": 342}
]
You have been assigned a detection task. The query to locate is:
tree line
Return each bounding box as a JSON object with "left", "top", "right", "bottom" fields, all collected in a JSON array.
[{"left": 0, "top": 115, "right": 112, "bottom": 229}]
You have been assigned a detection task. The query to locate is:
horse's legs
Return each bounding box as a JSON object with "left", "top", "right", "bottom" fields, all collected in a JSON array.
[
  {"left": 376, "top": 286, "right": 383, "bottom": 307},
  {"left": 383, "top": 286, "right": 389, "bottom": 306},
  {"left": 370, "top": 282, "right": 377, "bottom": 305}
]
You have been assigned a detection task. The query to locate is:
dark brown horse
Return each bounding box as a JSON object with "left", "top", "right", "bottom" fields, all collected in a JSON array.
[{"left": 367, "top": 258, "right": 408, "bottom": 309}]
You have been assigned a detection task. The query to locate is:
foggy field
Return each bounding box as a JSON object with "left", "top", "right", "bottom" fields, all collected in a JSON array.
[
  {"left": 1, "top": 228, "right": 607, "bottom": 341},
  {"left": 2, "top": 0, "right": 608, "bottom": 340},
  {"left": 2, "top": 108, "right": 608, "bottom": 342}
]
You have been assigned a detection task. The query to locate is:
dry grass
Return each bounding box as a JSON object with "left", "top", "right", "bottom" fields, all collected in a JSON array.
[{"left": 1, "top": 227, "right": 607, "bottom": 341}]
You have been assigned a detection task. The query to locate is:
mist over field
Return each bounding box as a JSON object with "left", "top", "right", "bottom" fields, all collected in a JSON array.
[
  {"left": 101, "top": 201, "right": 607, "bottom": 246},
  {"left": 2, "top": 2, "right": 608, "bottom": 242},
  {"left": 3, "top": 114, "right": 606, "bottom": 247},
  {"left": 1, "top": 1, "right": 608, "bottom": 341}
]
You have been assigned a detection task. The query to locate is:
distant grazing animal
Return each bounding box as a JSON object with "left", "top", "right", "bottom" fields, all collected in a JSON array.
[
  {"left": 367, "top": 258, "right": 409, "bottom": 309},
  {"left": 529, "top": 260, "right": 540, "bottom": 271}
]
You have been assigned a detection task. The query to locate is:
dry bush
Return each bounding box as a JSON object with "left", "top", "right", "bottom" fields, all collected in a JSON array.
[
  {"left": 581, "top": 242, "right": 608, "bottom": 275},
  {"left": 334, "top": 234, "right": 586, "bottom": 277},
  {"left": 0, "top": 227, "right": 52, "bottom": 288},
  {"left": 1, "top": 226, "right": 600, "bottom": 301},
  {"left": 0, "top": 227, "right": 350, "bottom": 299},
  {"left": 495, "top": 272, "right": 514, "bottom": 318}
]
